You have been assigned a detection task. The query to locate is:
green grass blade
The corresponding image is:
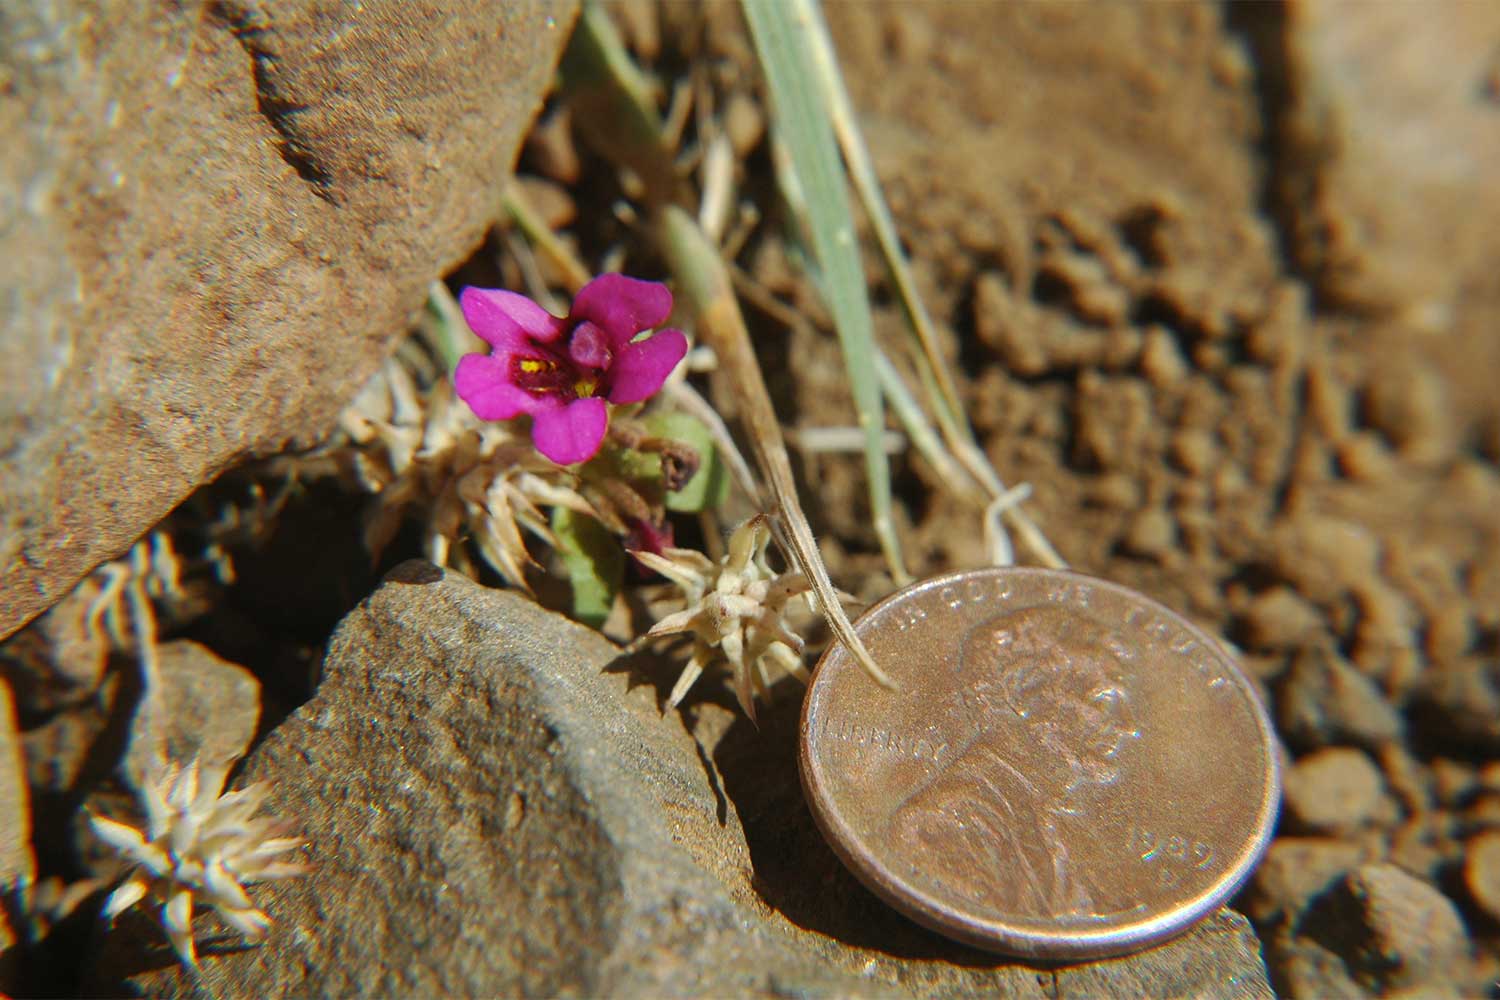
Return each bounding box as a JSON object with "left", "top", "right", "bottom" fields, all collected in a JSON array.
[
  {"left": 741, "top": 0, "right": 907, "bottom": 585},
  {"left": 787, "top": 0, "right": 1067, "bottom": 569},
  {"left": 793, "top": 0, "right": 966, "bottom": 437}
]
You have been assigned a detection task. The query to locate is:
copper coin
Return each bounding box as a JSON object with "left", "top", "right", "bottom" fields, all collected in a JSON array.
[{"left": 800, "top": 567, "right": 1280, "bottom": 960}]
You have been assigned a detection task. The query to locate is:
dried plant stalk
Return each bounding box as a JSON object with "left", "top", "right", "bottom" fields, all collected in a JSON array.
[{"left": 658, "top": 205, "right": 894, "bottom": 689}]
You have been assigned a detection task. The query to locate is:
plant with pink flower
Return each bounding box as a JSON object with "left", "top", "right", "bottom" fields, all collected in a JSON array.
[{"left": 453, "top": 274, "right": 689, "bottom": 465}]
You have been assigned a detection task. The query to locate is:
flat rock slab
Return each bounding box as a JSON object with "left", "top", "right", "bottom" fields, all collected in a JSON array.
[
  {"left": 87, "top": 564, "right": 1272, "bottom": 997},
  {"left": 0, "top": 0, "right": 574, "bottom": 638}
]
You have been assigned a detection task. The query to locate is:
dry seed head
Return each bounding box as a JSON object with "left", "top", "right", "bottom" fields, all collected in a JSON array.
[
  {"left": 637, "top": 515, "right": 813, "bottom": 721},
  {"left": 90, "top": 755, "right": 307, "bottom": 969},
  {"left": 344, "top": 363, "right": 595, "bottom": 591}
]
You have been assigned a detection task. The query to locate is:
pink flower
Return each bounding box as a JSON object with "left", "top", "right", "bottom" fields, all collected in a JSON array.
[{"left": 453, "top": 275, "right": 690, "bottom": 465}]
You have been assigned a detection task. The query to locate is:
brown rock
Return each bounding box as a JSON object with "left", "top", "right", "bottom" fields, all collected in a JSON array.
[
  {"left": 1240, "top": 587, "right": 1324, "bottom": 651},
  {"left": 1268, "top": 514, "right": 1380, "bottom": 606},
  {"left": 132, "top": 640, "right": 261, "bottom": 780},
  {"left": 1361, "top": 361, "right": 1457, "bottom": 467},
  {"left": 21, "top": 674, "right": 121, "bottom": 829},
  {"left": 1266, "top": 860, "right": 1478, "bottom": 996},
  {"left": 1303, "top": 361, "right": 1354, "bottom": 443},
  {"left": 0, "top": 575, "right": 110, "bottom": 718},
  {"left": 1350, "top": 581, "right": 1418, "bottom": 680},
  {"left": 1425, "top": 603, "right": 1474, "bottom": 667},
  {"left": 1465, "top": 831, "right": 1500, "bottom": 921},
  {"left": 1415, "top": 661, "right": 1500, "bottom": 753},
  {"left": 1276, "top": 645, "right": 1402, "bottom": 751},
  {"left": 523, "top": 106, "right": 582, "bottom": 185},
  {"left": 1139, "top": 326, "right": 1189, "bottom": 387},
  {"left": 1244, "top": 282, "right": 1308, "bottom": 376},
  {"left": 1035, "top": 248, "right": 1131, "bottom": 327},
  {"left": 1431, "top": 759, "right": 1477, "bottom": 807},
  {"left": 1073, "top": 373, "right": 1154, "bottom": 471},
  {"left": 1087, "top": 473, "right": 1143, "bottom": 511},
  {"left": 1121, "top": 508, "right": 1177, "bottom": 562},
  {"left": 0, "top": 0, "right": 575, "bottom": 639},
  {"left": 1335, "top": 432, "right": 1399, "bottom": 483},
  {"left": 1053, "top": 910, "right": 1272, "bottom": 1000},
  {"left": 1332, "top": 863, "right": 1471, "bottom": 993},
  {"left": 1262, "top": 929, "right": 1368, "bottom": 999},
  {"left": 1247, "top": 836, "right": 1363, "bottom": 924},
  {"left": 1284, "top": 747, "right": 1385, "bottom": 833},
  {"left": 1171, "top": 428, "right": 1219, "bottom": 476}
]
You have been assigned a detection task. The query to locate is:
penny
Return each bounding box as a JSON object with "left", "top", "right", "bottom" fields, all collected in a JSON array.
[{"left": 799, "top": 567, "right": 1280, "bottom": 960}]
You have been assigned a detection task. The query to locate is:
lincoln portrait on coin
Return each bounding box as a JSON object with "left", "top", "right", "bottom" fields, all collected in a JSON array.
[{"left": 888, "top": 604, "right": 1141, "bottom": 921}]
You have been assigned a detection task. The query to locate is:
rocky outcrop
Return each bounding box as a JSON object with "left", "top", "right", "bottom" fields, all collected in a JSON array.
[{"left": 0, "top": 0, "right": 575, "bottom": 638}]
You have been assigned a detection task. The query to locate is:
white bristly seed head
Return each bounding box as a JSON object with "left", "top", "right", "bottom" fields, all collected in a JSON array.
[
  {"left": 90, "top": 756, "right": 307, "bottom": 969},
  {"left": 344, "top": 363, "right": 595, "bottom": 592},
  {"left": 635, "top": 515, "right": 813, "bottom": 722}
]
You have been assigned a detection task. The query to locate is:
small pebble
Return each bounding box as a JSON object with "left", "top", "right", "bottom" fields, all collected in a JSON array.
[
  {"left": 1139, "top": 326, "right": 1188, "bottom": 387},
  {"left": 1465, "top": 794, "right": 1500, "bottom": 830},
  {"left": 1384, "top": 824, "right": 1435, "bottom": 882},
  {"left": 1170, "top": 428, "right": 1218, "bottom": 476},
  {"left": 1362, "top": 361, "right": 1456, "bottom": 466},
  {"left": 1431, "top": 759, "right": 1477, "bottom": 807},
  {"left": 1285, "top": 747, "right": 1386, "bottom": 833},
  {"left": 1350, "top": 582, "right": 1419, "bottom": 676},
  {"left": 1248, "top": 836, "right": 1363, "bottom": 923},
  {"left": 1377, "top": 744, "right": 1432, "bottom": 815},
  {"left": 1120, "top": 508, "right": 1176, "bottom": 561},
  {"left": 1339, "top": 863, "right": 1469, "bottom": 990},
  {"left": 1425, "top": 603, "right": 1474, "bottom": 665},
  {"left": 1276, "top": 645, "right": 1402, "bottom": 750},
  {"left": 1086, "top": 473, "right": 1141, "bottom": 510},
  {"left": 1465, "top": 830, "right": 1500, "bottom": 921},
  {"left": 1241, "top": 587, "right": 1324, "bottom": 651},
  {"left": 1336, "top": 431, "right": 1399, "bottom": 482},
  {"left": 1245, "top": 282, "right": 1308, "bottom": 374},
  {"left": 1038, "top": 251, "right": 1130, "bottom": 326},
  {"left": 1269, "top": 513, "right": 1381, "bottom": 605}
]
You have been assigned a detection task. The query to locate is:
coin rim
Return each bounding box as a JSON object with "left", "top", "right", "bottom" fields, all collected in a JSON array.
[{"left": 799, "top": 566, "right": 1283, "bottom": 960}]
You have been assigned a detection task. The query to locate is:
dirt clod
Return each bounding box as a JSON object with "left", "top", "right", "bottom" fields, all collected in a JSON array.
[{"left": 1285, "top": 746, "right": 1387, "bottom": 834}]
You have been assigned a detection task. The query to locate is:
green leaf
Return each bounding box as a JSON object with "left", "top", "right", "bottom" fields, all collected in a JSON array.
[
  {"left": 550, "top": 508, "right": 624, "bottom": 628},
  {"left": 645, "top": 412, "right": 729, "bottom": 513}
]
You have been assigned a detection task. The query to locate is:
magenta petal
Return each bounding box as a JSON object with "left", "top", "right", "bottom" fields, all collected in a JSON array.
[
  {"left": 454, "top": 354, "right": 545, "bottom": 420},
  {"left": 607, "top": 328, "right": 689, "bottom": 404},
  {"left": 571, "top": 274, "right": 674, "bottom": 348},
  {"left": 460, "top": 287, "right": 563, "bottom": 349},
  {"left": 531, "top": 397, "right": 609, "bottom": 465}
]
